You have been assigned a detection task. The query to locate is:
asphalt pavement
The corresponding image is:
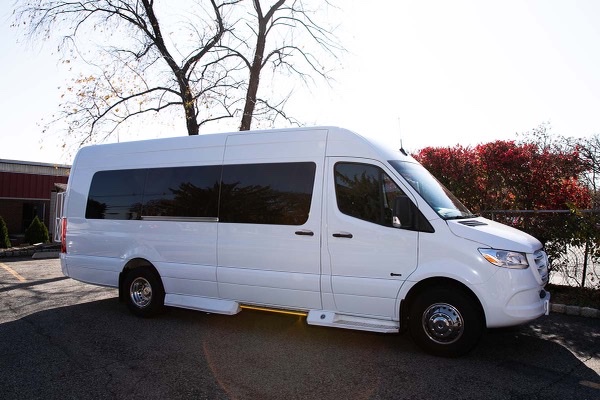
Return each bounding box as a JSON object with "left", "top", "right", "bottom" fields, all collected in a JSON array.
[{"left": 0, "top": 258, "right": 598, "bottom": 400}]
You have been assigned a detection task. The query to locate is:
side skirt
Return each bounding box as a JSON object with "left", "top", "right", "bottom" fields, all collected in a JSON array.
[
  {"left": 165, "top": 294, "right": 241, "bottom": 315},
  {"left": 163, "top": 295, "right": 400, "bottom": 334},
  {"left": 306, "top": 310, "right": 399, "bottom": 333}
]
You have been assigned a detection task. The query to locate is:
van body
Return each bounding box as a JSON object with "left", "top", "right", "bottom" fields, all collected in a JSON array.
[{"left": 60, "top": 126, "right": 550, "bottom": 356}]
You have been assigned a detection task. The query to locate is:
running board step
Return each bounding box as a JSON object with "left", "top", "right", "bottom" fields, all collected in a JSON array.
[
  {"left": 165, "top": 294, "right": 240, "bottom": 315},
  {"left": 306, "top": 311, "right": 399, "bottom": 333}
]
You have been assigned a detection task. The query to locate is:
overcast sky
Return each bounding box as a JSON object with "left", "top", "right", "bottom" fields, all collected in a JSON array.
[{"left": 1, "top": 0, "right": 600, "bottom": 164}]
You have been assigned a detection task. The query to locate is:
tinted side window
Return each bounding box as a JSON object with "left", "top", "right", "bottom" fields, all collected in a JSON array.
[
  {"left": 142, "top": 166, "right": 221, "bottom": 218},
  {"left": 334, "top": 162, "right": 405, "bottom": 227},
  {"left": 220, "top": 162, "right": 316, "bottom": 225},
  {"left": 86, "top": 169, "right": 146, "bottom": 220},
  {"left": 86, "top": 166, "right": 221, "bottom": 220}
]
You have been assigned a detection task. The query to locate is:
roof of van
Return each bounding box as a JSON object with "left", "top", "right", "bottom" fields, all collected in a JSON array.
[{"left": 72, "top": 126, "right": 413, "bottom": 169}]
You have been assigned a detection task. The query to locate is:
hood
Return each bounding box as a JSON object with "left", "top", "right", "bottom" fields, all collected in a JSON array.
[{"left": 446, "top": 217, "right": 542, "bottom": 253}]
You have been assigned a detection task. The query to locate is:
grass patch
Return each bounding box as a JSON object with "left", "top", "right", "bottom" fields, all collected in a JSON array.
[{"left": 546, "top": 284, "right": 600, "bottom": 309}]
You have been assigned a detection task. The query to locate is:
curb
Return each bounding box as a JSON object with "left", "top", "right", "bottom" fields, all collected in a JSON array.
[
  {"left": 550, "top": 303, "right": 600, "bottom": 318},
  {"left": 32, "top": 251, "right": 60, "bottom": 259},
  {"left": 0, "top": 248, "right": 37, "bottom": 258},
  {"left": 0, "top": 244, "right": 60, "bottom": 259}
]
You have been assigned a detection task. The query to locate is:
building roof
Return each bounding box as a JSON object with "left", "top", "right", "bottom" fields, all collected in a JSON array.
[
  {"left": 0, "top": 159, "right": 70, "bottom": 177},
  {"left": 0, "top": 159, "right": 70, "bottom": 200}
]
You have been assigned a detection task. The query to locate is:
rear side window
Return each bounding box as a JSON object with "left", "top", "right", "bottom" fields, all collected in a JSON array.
[
  {"left": 86, "top": 166, "right": 221, "bottom": 220},
  {"left": 85, "top": 162, "right": 316, "bottom": 224},
  {"left": 143, "top": 166, "right": 221, "bottom": 218},
  {"left": 220, "top": 162, "right": 316, "bottom": 225},
  {"left": 86, "top": 169, "right": 146, "bottom": 220}
]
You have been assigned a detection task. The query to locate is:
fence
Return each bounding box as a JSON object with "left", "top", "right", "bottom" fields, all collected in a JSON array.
[
  {"left": 548, "top": 243, "right": 600, "bottom": 288},
  {"left": 481, "top": 210, "right": 600, "bottom": 289}
]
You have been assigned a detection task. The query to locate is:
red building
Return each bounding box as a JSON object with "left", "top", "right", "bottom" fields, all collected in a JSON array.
[{"left": 0, "top": 159, "right": 70, "bottom": 244}]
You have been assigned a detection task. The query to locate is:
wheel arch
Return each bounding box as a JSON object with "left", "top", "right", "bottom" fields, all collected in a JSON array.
[
  {"left": 399, "top": 277, "right": 486, "bottom": 332},
  {"left": 118, "top": 258, "right": 162, "bottom": 302}
]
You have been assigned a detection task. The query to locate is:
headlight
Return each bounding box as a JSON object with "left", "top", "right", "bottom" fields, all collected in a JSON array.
[{"left": 478, "top": 248, "right": 529, "bottom": 269}]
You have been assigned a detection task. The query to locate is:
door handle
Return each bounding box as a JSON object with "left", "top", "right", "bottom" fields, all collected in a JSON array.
[
  {"left": 295, "top": 230, "right": 314, "bottom": 236},
  {"left": 332, "top": 232, "right": 353, "bottom": 239}
]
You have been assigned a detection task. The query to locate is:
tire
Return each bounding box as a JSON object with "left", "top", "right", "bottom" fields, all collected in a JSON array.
[
  {"left": 123, "top": 267, "right": 165, "bottom": 317},
  {"left": 408, "top": 286, "right": 484, "bottom": 357}
]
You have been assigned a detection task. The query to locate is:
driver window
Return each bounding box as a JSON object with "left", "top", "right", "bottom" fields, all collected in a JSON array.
[{"left": 334, "top": 162, "right": 406, "bottom": 227}]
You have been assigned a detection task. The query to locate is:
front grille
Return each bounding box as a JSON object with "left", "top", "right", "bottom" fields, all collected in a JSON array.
[{"left": 534, "top": 249, "right": 549, "bottom": 285}]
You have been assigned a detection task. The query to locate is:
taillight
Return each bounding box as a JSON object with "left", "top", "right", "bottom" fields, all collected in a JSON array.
[{"left": 61, "top": 218, "right": 67, "bottom": 253}]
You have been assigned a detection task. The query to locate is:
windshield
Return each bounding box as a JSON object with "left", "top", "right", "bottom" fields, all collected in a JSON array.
[{"left": 389, "top": 160, "right": 475, "bottom": 220}]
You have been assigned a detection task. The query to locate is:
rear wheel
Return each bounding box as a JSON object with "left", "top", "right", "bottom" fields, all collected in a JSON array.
[
  {"left": 123, "top": 268, "right": 165, "bottom": 317},
  {"left": 408, "top": 286, "right": 483, "bottom": 357}
]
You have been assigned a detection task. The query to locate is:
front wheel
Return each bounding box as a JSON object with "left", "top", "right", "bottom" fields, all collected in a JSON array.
[
  {"left": 123, "top": 268, "right": 165, "bottom": 317},
  {"left": 408, "top": 286, "right": 484, "bottom": 357}
]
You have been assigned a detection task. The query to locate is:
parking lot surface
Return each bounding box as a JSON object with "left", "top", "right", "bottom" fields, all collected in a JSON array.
[{"left": 1, "top": 258, "right": 599, "bottom": 399}]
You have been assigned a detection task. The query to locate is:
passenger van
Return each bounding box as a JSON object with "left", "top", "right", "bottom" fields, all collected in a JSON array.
[{"left": 60, "top": 126, "right": 550, "bottom": 357}]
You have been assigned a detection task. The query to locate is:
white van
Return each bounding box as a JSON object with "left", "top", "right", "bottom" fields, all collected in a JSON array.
[{"left": 60, "top": 126, "right": 550, "bottom": 357}]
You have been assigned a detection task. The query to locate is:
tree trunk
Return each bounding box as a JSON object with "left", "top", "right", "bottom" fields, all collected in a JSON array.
[
  {"left": 178, "top": 77, "right": 199, "bottom": 136},
  {"left": 240, "top": 0, "right": 285, "bottom": 131},
  {"left": 183, "top": 94, "right": 199, "bottom": 136},
  {"left": 239, "top": 23, "right": 266, "bottom": 131}
]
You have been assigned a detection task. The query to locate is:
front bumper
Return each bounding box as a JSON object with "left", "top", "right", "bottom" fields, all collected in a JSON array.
[{"left": 479, "top": 266, "right": 552, "bottom": 328}]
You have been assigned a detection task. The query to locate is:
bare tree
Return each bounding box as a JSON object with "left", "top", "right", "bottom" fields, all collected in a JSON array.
[
  {"left": 13, "top": 0, "right": 342, "bottom": 146},
  {"left": 225, "top": 0, "right": 342, "bottom": 130},
  {"left": 15, "top": 0, "right": 241, "bottom": 144}
]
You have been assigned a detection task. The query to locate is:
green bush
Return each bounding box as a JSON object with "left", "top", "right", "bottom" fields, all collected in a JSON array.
[
  {"left": 24, "top": 216, "right": 49, "bottom": 245},
  {"left": 0, "top": 216, "right": 10, "bottom": 249}
]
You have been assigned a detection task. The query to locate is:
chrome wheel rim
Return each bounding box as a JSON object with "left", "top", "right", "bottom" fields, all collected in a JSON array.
[
  {"left": 130, "top": 277, "right": 152, "bottom": 308},
  {"left": 422, "top": 303, "right": 464, "bottom": 344}
]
